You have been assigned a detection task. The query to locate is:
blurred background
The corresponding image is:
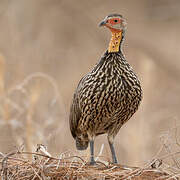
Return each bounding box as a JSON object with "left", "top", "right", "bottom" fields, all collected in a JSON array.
[{"left": 0, "top": 0, "right": 180, "bottom": 167}]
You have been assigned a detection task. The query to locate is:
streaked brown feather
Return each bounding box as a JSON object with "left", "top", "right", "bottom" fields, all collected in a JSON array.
[{"left": 69, "top": 14, "right": 142, "bottom": 153}]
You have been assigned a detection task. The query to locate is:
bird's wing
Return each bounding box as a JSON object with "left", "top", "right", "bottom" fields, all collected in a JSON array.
[
  {"left": 69, "top": 77, "right": 85, "bottom": 139},
  {"left": 69, "top": 92, "right": 81, "bottom": 139}
]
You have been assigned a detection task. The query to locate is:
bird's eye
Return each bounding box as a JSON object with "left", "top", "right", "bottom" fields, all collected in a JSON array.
[{"left": 114, "top": 19, "right": 118, "bottom": 23}]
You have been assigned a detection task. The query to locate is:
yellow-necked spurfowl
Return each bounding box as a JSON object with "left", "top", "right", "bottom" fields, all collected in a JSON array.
[{"left": 69, "top": 14, "right": 142, "bottom": 165}]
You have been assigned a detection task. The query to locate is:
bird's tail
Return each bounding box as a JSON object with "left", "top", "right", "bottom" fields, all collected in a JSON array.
[{"left": 76, "top": 139, "right": 89, "bottom": 150}]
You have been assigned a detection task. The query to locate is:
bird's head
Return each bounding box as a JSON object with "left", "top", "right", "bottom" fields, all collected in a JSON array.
[
  {"left": 99, "top": 14, "right": 127, "bottom": 33},
  {"left": 99, "top": 14, "right": 127, "bottom": 53}
]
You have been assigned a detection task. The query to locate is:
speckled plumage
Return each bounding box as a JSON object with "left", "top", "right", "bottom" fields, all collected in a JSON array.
[{"left": 69, "top": 14, "right": 142, "bottom": 164}]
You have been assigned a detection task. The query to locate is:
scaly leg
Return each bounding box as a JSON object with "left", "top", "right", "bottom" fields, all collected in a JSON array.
[
  {"left": 108, "top": 136, "right": 118, "bottom": 164},
  {"left": 90, "top": 140, "right": 96, "bottom": 165}
]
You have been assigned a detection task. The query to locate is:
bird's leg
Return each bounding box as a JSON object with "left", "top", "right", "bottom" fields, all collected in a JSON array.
[
  {"left": 108, "top": 136, "right": 118, "bottom": 164},
  {"left": 89, "top": 140, "right": 96, "bottom": 165}
]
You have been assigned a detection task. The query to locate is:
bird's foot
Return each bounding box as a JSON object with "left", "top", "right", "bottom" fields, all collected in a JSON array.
[
  {"left": 85, "top": 159, "right": 96, "bottom": 166},
  {"left": 112, "top": 159, "right": 118, "bottom": 164},
  {"left": 89, "top": 158, "right": 96, "bottom": 165},
  {"left": 85, "top": 161, "right": 96, "bottom": 166},
  {"left": 109, "top": 162, "right": 118, "bottom": 166}
]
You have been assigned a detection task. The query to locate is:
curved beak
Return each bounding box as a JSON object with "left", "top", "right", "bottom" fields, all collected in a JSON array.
[{"left": 99, "top": 19, "right": 107, "bottom": 27}]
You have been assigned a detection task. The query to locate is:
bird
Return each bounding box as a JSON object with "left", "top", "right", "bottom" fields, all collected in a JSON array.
[{"left": 69, "top": 14, "right": 142, "bottom": 165}]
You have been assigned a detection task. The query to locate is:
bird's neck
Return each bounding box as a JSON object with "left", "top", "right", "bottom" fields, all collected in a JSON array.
[{"left": 108, "top": 30, "right": 123, "bottom": 53}]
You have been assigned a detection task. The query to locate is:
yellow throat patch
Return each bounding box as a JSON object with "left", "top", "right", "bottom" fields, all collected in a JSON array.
[{"left": 108, "top": 31, "right": 122, "bottom": 53}]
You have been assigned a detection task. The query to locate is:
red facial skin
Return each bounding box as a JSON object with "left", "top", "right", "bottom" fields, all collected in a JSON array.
[{"left": 105, "top": 18, "right": 122, "bottom": 33}]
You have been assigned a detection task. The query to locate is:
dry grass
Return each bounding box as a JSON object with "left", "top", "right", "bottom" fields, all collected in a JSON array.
[
  {"left": 0, "top": 0, "right": 180, "bottom": 166},
  {"left": 0, "top": 144, "right": 178, "bottom": 180},
  {"left": 0, "top": 145, "right": 180, "bottom": 180},
  {"left": 0, "top": 68, "right": 66, "bottom": 154}
]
